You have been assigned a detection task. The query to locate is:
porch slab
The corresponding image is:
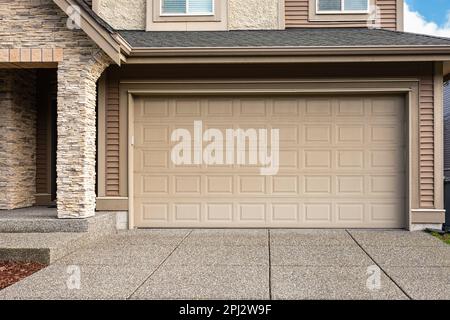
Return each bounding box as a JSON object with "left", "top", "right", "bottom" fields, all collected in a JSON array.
[
  {"left": 0, "top": 233, "right": 87, "bottom": 265},
  {"left": 0, "top": 207, "right": 94, "bottom": 233},
  {"left": 0, "top": 212, "right": 117, "bottom": 264}
]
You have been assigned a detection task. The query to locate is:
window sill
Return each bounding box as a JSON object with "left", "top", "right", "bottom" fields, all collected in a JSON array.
[
  {"left": 316, "top": 11, "right": 369, "bottom": 15},
  {"left": 160, "top": 13, "right": 215, "bottom": 17}
]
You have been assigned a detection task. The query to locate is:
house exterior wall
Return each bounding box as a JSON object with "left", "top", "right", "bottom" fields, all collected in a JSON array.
[
  {"left": 419, "top": 73, "right": 435, "bottom": 208},
  {"left": 93, "top": 0, "right": 283, "bottom": 31},
  {"left": 444, "top": 82, "right": 450, "bottom": 179},
  {"left": 93, "top": 0, "right": 401, "bottom": 31},
  {"left": 94, "top": 0, "right": 146, "bottom": 30},
  {"left": 228, "top": 0, "right": 283, "bottom": 30},
  {"left": 0, "top": 0, "right": 111, "bottom": 218},
  {"left": 0, "top": 70, "right": 37, "bottom": 210}
]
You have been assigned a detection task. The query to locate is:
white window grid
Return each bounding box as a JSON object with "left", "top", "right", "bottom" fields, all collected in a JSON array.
[
  {"left": 316, "top": 0, "right": 370, "bottom": 14},
  {"left": 160, "top": 0, "right": 215, "bottom": 16}
]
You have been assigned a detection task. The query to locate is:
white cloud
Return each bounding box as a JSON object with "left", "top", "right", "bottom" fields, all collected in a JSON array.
[{"left": 404, "top": 3, "right": 450, "bottom": 37}]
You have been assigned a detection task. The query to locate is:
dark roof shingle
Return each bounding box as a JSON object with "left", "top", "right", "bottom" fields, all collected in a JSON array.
[{"left": 119, "top": 28, "right": 450, "bottom": 48}]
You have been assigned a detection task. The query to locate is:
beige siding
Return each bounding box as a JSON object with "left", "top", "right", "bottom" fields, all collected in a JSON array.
[
  {"left": 419, "top": 74, "right": 435, "bottom": 208},
  {"left": 106, "top": 73, "right": 120, "bottom": 196},
  {"left": 285, "top": 0, "right": 308, "bottom": 27},
  {"left": 35, "top": 70, "right": 56, "bottom": 196},
  {"left": 285, "top": 0, "right": 398, "bottom": 30},
  {"left": 378, "top": 0, "right": 397, "bottom": 30},
  {"left": 36, "top": 105, "right": 49, "bottom": 194}
]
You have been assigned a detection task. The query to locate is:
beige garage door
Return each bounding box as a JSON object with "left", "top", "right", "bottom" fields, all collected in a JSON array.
[{"left": 133, "top": 95, "right": 406, "bottom": 228}]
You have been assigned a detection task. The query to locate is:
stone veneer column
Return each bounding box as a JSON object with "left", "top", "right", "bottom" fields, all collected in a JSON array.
[
  {"left": 56, "top": 51, "right": 110, "bottom": 218},
  {"left": 0, "top": 69, "right": 37, "bottom": 210}
]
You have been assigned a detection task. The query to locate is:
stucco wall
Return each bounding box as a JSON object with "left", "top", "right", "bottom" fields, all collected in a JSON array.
[
  {"left": 95, "top": 0, "right": 281, "bottom": 30},
  {"left": 96, "top": 0, "right": 146, "bottom": 30},
  {"left": 229, "top": 0, "right": 281, "bottom": 30}
]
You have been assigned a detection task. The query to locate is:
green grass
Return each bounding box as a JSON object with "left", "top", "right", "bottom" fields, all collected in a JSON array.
[{"left": 430, "top": 232, "right": 450, "bottom": 245}]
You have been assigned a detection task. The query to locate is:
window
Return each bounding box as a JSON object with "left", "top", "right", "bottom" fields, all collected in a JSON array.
[
  {"left": 161, "top": 0, "right": 214, "bottom": 16},
  {"left": 317, "top": 0, "right": 369, "bottom": 13}
]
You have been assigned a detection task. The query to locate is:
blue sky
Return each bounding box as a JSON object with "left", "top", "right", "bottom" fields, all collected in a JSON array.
[
  {"left": 406, "top": 0, "right": 450, "bottom": 27},
  {"left": 404, "top": 0, "right": 450, "bottom": 37}
]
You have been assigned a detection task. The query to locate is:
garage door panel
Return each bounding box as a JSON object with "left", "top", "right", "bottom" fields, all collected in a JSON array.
[
  {"left": 305, "top": 98, "right": 333, "bottom": 116},
  {"left": 140, "top": 98, "right": 170, "bottom": 118},
  {"left": 370, "top": 124, "right": 403, "bottom": 144},
  {"left": 238, "top": 99, "right": 268, "bottom": 117},
  {"left": 271, "top": 176, "right": 299, "bottom": 194},
  {"left": 336, "top": 150, "right": 365, "bottom": 169},
  {"left": 205, "top": 98, "right": 234, "bottom": 117},
  {"left": 137, "top": 149, "right": 170, "bottom": 170},
  {"left": 272, "top": 98, "right": 302, "bottom": 117},
  {"left": 337, "top": 98, "right": 365, "bottom": 116},
  {"left": 336, "top": 125, "right": 365, "bottom": 144},
  {"left": 138, "top": 175, "right": 170, "bottom": 195},
  {"left": 371, "top": 97, "right": 404, "bottom": 117},
  {"left": 336, "top": 176, "right": 365, "bottom": 195},
  {"left": 304, "top": 203, "right": 332, "bottom": 222},
  {"left": 304, "top": 124, "right": 332, "bottom": 144},
  {"left": 133, "top": 95, "right": 406, "bottom": 228},
  {"left": 336, "top": 203, "right": 365, "bottom": 223},
  {"left": 370, "top": 149, "right": 404, "bottom": 169},
  {"left": 206, "top": 176, "right": 234, "bottom": 194},
  {"left": 303, "top": 150, "right": 332, "bottom": 169},
  {"left": 271, "top": 203, "right": 300, "bottom": 222},
  {"left": 174, "top": 98, "right": 202, "bottom": 117}
]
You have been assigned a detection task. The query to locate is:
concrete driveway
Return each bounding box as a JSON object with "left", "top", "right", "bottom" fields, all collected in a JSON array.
[{"left": 0, "top": 229, "right": 449, "bottom": 300}]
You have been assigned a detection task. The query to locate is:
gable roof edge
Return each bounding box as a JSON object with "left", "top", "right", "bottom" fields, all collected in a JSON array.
[{"left": 53, "top": 0, "right": 125, "bottom": 65}]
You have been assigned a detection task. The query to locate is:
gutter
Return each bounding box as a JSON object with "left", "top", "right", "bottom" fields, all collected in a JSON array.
[
  {"left": 128, "top": 45, "right": 450, "bottom": 57},
  {"left": 121, "top": 44, "right": 450, "bottom": 64}
]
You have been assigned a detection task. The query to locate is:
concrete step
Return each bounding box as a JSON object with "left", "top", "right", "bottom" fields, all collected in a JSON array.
[
  {"left": 0, "top": 207, "right": 112, "bottom": 233},
  {"left": 0, "top": 213, "right": 117, "bottom": 264}
]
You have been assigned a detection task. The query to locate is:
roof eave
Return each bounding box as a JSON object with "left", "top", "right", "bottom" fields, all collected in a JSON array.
[
  {"left": 122, "top": 45, "right": 450, "bottom": 64},
  {"left": 128, "top": 45, "right": 450, "bottom": 56}
]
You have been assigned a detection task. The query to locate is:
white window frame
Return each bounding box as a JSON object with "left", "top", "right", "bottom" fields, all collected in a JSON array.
[
  {"left": 316, "top": 0, "right": 369, "bottom": 14},
  {"left": 160, "top": 0, "right": 215, "bottom": 16}
]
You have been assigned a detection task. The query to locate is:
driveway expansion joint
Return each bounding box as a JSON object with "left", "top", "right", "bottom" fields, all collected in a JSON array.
[
  {"left": 126, "top": 229, "right": 193, "bottom": 300},
  {"left": 268, "top": 229, "right": 272, "bottom": 300},
  {"left": 345, "top": 229, "right": 412, "bottom": 300}
]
